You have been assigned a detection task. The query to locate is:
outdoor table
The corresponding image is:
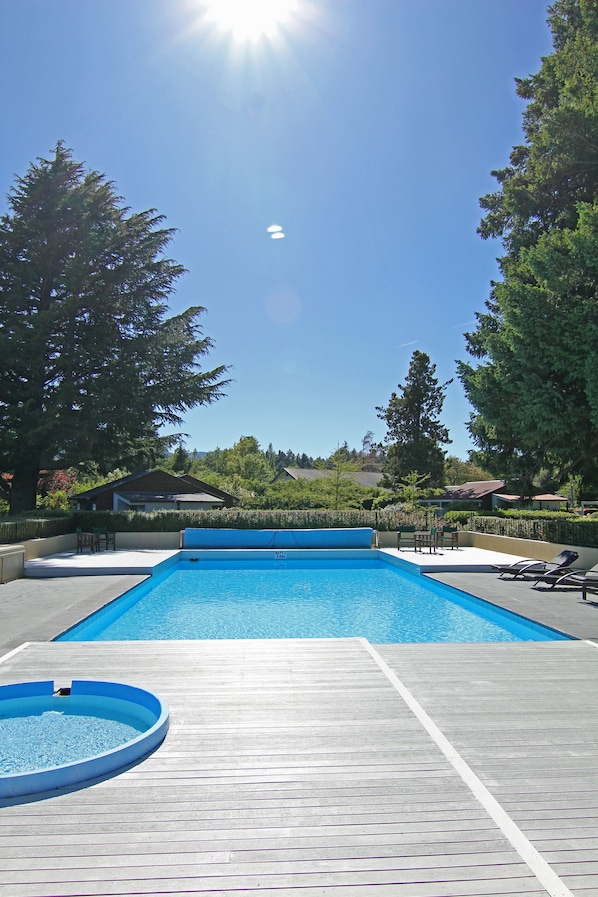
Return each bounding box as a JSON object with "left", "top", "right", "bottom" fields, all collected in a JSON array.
[{"left": 414, "top": 531, "right": 436, "bottom": 553}]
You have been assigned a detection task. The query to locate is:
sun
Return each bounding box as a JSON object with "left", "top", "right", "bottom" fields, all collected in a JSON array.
[{"left": 203, "top": 0, "right": 297, "bottom": 42}]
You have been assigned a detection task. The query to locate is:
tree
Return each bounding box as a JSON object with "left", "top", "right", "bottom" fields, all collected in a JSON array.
[
  {"left": 443, "top": 455, "right": 493, "bottom": 486},
  {"left": 170, "top": 443, "right": 192, "bottom": 474},
  {"left": 190, "top": 436, "right": 276, "bottom": 499},
  {"left": 376, "top": 351, "right": 452, "bottom": 488},
  {"left": 458, "top": 0, "right": 598, "bottom": 493},
  {"left": 317, "top": 446, "right": 361, "bottom": 510},
  {"left": 0, "top": 143, "right": 230, "bottom": 513},
  {"left": 395, "top": 471, "right": 431, "bottom": 513},
  {"left": 358, "top": 430, "right": 384, "bottom": 471}
]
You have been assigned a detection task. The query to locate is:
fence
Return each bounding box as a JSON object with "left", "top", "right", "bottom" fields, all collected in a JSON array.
[
  {"left": 0, "top": 517, "right": 75, "bottom": 545},
  {"left": 472, "top": 515, "right": 598, "bottom": 549}
]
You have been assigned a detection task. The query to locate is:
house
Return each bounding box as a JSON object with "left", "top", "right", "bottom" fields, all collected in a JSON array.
[
  {"left": 431, "top": 480, "right": 506, "bottom": 511},
  {"left": 430, "top": 480, "right": 566, "bottom": 511},
  {"left": 74, "top": 470, "right": 236, "bottom": 512},
  {"left": 491, "top": 492, "right": 566, "bottom": 511},
  {"left": 274, "top": 467, "right": 386, "bottom": 489}
]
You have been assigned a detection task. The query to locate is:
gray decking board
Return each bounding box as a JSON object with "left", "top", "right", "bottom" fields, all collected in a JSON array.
[
  {"left": 376, "top": 640, "right": 598, "bottom": 897},
  {"left": 0, "top": 638, "right": 572, "bottom": 897}
]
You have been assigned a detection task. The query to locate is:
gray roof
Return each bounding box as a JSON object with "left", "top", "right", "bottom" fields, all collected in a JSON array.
[{"left": 280, "top": 468, "right": 385, "bottom": 488}]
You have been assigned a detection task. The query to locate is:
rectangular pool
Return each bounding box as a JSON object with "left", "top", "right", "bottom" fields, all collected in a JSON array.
[{"left": 57, "top": 553, "right": 569, "bottom": 644}]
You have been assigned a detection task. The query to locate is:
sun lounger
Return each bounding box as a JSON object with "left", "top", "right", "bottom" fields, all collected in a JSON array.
[
  {"left": 532, "top": 563, "right": 598, "bottom": 593},
  {"left": 582, "top": 576, "right": 598, "bottom": 600},
  {"left": 493, "top": 549, "right": 579, "bottom": 579}
]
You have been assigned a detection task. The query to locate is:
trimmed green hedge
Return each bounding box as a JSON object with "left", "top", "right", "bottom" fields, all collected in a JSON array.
[
  {"left": 0, "top": 516, "right": 75, "bottom": 544},
  {"left": 472, "top": 515, "right": 598, "bottom": 548},
  {"left": 72, "top": 508, "right": 434, "bottom": 534},
  {"left": 4, "top": 507, "right": 596, "bottom": 548}
]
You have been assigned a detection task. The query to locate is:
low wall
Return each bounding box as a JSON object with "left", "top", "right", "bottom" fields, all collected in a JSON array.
[
  {"left": 376, "top": 528, "right": 598, "bottom": 568},
  {"left": 0, "top": 544, "right": 25, "bottom": 583},
  {"left": 112, "top": 532, "right": 180, "bottom": 551},
  {"left": 465, "top": 531, "right": 598, "bottom": 569},
  {"left": 23, "top": 532, "right": 180, "bottom": 558},
  {"left": 24, "top": 534, "right": 76, "bottom": 559},
  {"left": 181, "top": 528, "right": 375, "bottom": 549}
]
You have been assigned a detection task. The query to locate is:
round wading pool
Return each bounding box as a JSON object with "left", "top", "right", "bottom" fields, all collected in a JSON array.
[{"left": 0, "top": 679, "right": 169, "bottom": 799}]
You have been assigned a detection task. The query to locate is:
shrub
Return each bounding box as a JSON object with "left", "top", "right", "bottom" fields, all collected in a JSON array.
[{"left": 443, "top": 510, "right": 477, "bottom": 526}]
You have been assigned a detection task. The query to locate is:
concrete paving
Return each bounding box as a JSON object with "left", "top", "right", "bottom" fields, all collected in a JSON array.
[
  {"left": 24, "top": 548, "right": 177, "bottom": 577},
  {"left": 24, "top": 544, "right": 528, "bottom": 576},
  {"left": 0, "top": 574, "right": 146, "bottom": 652},
  {"left": 383, "top": 544, "right": 528, "bottom": 572}
]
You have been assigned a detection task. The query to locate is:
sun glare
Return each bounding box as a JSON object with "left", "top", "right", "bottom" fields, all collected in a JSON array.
[{"left": 204, "top": 0, "right": 297, "bottom": 42}]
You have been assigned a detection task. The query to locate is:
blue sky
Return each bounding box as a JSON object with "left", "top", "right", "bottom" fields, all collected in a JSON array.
[{"left": 0, "top": 0, "right": 553, "bottom": 461}]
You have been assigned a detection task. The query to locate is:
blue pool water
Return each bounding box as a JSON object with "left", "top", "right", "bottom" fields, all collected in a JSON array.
[
  {"left": 0, "top": 710, "right": 143, "bottom": 776},
  {"left": 58, "top": 557, "right": 568, "bottom": 643}
]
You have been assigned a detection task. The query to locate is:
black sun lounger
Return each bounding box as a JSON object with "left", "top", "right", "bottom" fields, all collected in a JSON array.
[
  {"left": 532, "top": 562, "right": 598, "bottom": 592},
  {"left": 492, "top": 549, "right": 579, "bottom": 580}
]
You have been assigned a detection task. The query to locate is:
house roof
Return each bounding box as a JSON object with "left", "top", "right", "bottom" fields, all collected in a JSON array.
[
  {"left": 280, "top": 468, "right": 385, "bottom": 488},
  {"left": 442, "top": 480, "right": 505, "bottom": 501},
  {"left": 75, "top": 469, "right": 234, "bottom": 503}
]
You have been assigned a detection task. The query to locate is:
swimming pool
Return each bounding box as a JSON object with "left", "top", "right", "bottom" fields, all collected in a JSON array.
[{"left": 57, "top": 553, "right": 568, "bottom": 644}]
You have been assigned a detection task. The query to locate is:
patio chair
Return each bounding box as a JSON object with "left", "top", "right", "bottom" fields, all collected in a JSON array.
[
  {"left": 397, "top": 525, "right": 415, "bottom": 549},
  {"left": 76, "top": 528, "right": 97, "bottom": 553},
  {"left": 493, "top": 549, "right": 579, "bottom": 580},
  {"left": 532, "top": 562, "right": 598, "bottom": 593},
  {"left": 437, "top": 526, "right": 459, "bottom": 550}
]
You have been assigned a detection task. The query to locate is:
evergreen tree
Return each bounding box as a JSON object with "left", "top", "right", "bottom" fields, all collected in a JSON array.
[
  {"left": 376, "top": 351, "right": 452, "bottom": 488},
  {"left": 171, "top": 444, "right": 192, "bottom": 474},
  {"left": 358, "top": 430, "right": 384, "bottom": 471},
  {"left": 458, "top": 0, "right": 598, "bottom": 492},
  {"left": 0, "top": 144, "right": 229, "bottom": 512}
]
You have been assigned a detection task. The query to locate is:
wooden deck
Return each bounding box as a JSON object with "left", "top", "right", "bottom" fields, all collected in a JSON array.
[{"left": 1, "top": 637, "right": 597, "bottom": 896}]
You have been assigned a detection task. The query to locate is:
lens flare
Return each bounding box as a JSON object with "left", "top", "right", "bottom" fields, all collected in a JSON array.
[{"left": 204, "top": 0, "right": 297, "bottom": 42}]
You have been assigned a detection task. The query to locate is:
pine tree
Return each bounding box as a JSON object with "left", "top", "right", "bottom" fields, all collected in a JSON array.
[
  {"left": 376, "top": 351, "right": 451, "bottom": 489},
  {"left": 458, "top": 0, "right": 598, "bottom": 492},
  {"left": 0, "top": 143, "right": 229, "bottom": 512}
]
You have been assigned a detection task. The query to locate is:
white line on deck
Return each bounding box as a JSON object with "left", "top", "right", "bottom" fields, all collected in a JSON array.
[
  {"left": 0, "top": 642, "right": 30, "bottom": 665},
  {"left": 362, "top": 638, "right": 576, "bottom": 897}
]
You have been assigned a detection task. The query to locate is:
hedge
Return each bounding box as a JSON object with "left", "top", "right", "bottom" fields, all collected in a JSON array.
[
  {"left": 72, "top": 508, "right": 432, "bottom": 534},
  {"left": 0, "top": 516, "right": 75, "bottom": 544},
  {"left": 471, "top": 515, "right": 598, "bottom": 548},
  {"left": 3, "top": 507, "right": 597, "bottom": 548}
]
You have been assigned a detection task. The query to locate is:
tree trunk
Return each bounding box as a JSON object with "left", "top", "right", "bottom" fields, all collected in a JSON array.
[{"left": 9, "top": 462, "right": 40, "bottom": 514}]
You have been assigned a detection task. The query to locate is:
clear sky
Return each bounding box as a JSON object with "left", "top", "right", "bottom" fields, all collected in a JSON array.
[{"left": 0, "top": 0, "right": 554, "bottom": 461}]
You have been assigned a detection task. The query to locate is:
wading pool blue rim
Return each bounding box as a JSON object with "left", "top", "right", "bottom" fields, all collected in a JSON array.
[
  {"left": 0, "top": 679, "right": 169, "bottom": 799},
  {"left": 55, "top": 548, "right": 573, "bottom": 644}
]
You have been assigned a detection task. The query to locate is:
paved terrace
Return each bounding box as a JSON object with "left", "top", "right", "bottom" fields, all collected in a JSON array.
[{"left": 0, "top": 547, "right": 597, "bottom": 897}]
